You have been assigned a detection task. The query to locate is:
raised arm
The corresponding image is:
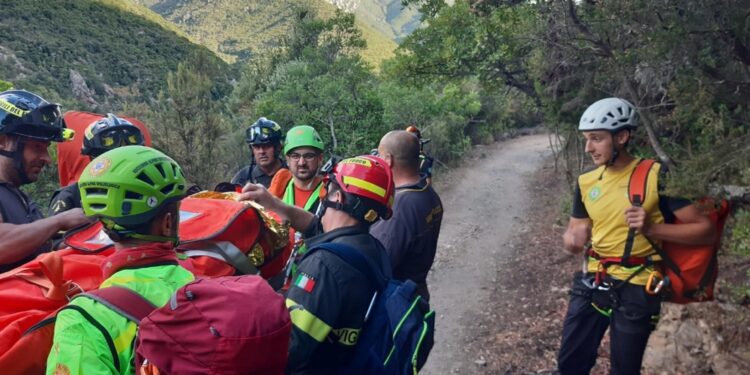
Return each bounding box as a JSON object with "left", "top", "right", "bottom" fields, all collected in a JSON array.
[
  {"left": 0, "top": 208, "right": 89, "bottom": 264},
  {"left": 239, "top": 183, "right": 315, "bottom": 232}
]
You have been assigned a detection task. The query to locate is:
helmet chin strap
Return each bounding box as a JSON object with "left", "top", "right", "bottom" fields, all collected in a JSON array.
[
  {"left": 0, "top": 138, "right": 31, "bottom": 185},
  {"left": 103, "top": 221, "right": 179, "bottom": 246},
  {"left": 607, "top": 146, "right": 619, "bottom": 166},
  {"left": 607, "top": 131, "right": 624, "bottom": 166}
]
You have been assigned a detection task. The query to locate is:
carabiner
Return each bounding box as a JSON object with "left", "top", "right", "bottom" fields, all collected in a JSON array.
[{"left": 645, "top": 270, "right": 664, "bottom": 295}]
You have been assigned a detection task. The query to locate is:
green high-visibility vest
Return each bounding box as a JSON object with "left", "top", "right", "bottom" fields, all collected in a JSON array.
[{"left": 283, "top": 178, "right": 323, "bottom": 213}]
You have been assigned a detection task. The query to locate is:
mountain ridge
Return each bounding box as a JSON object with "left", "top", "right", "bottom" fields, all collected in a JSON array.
[
  {"left": 132, "top": 0, "right": 402, "bottom": 65},
  {"left": 0, "top": 0, "right": 226, "bottom": 109}
]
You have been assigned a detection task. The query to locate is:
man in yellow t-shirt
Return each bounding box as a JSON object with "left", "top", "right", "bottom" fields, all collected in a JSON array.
[{"left": 557, "top": 98, "right": 715, "bottom": 375}]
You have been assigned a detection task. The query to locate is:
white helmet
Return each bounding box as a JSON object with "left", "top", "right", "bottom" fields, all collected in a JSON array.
[{"left": 578, "top": 98, "right": 637, "bottom": 132}]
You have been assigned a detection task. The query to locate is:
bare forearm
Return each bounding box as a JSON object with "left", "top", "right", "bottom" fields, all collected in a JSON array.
[
  {"left": 562, "top": 218, "right": 591, "bottom": 254},
  {"left": 0, "top": 217, "right": 62, "bottom": 264},
  {"left": 645, "top": 220, "right": 716, "bottom": 246},
  {"left": 278, "top": 203, "right": 315, "bottom": 233},
  {"left": 264, "top": 195, "right": 315, "bottom": 232}
]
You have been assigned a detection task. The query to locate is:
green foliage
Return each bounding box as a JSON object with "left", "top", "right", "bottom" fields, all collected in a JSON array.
[
  {"left": 251, "top": 10, "right": 386, "bottom": 157},
  {"left": 132, "top": 0, "right": 398, "bottom": 66},
  {"left": 0, "top": 0, "right": 222, "bottom": 111},
  {"left": 394, "top": 0, "right": 750, "bottom": 198},
  {"left": 730, "top": 209, "right": 750, "bottom": 257},
  {"left": 0, "top": 80, "right": 12, "bottom": 92},
  {"left": 392, "top": 1, "right": 538, "bottom": 100},
  {"left": 146, "top": 51, "right": 231, "bottom": 189},
  {"left": 531, "top": 0, "right": 750, "bottom": 197},
  {"left": 377, "top": 80, "right": 480, "bottom": 161}
]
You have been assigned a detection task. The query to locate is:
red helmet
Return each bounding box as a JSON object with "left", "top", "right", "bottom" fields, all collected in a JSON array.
[{"left": 328, "top": 155, "right": 395, "bottom": 223}]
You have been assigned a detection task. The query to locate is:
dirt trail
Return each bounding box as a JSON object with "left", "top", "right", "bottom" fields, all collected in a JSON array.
[{"left": 422, "top": 134, "right": 552, "bottom": 374}]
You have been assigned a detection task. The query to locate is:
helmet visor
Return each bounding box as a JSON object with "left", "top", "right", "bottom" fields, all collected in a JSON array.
[
  {"left": 0, "top": 100, "right": 71, "bottom": 142},
  {"left": 98, "top": 127, "right": 144, "bottom": 148},
  {"left": 246, "top": 125, "right": 277, "bottom": 144}
]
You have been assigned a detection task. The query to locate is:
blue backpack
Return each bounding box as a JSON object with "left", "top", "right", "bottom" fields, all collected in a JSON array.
[{"left": 306, "top": 242, "right": 435, "bottom": 375}]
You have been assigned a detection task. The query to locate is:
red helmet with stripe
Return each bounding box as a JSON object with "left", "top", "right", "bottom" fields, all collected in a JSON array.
[{"left": 329, "top": 155, "right": 395, "bottom": 223}]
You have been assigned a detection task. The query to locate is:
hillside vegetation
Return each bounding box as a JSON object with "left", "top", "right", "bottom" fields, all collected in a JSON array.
[
  {"left": 133, "top": 0, "right": 398, "bottom": 65},
  {"left": 0, "top": 0, "right": 226, "bottom": 110}
]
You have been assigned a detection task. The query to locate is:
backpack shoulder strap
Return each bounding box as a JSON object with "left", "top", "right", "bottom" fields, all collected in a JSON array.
[
  {"left": 306, "top": 242, "right": 387, "bottom": 290},
  {"left": 82, "top": 286, "right": 157, "bottom": 323},
  {"left": 628, "top": 159, "right": 657, "bottom": 206},
  {"left": 61, "top": 286, "right": 157, "bottom": 373},
  {"left": 622, "top": 159, "right": 657, "bottom": 263}
]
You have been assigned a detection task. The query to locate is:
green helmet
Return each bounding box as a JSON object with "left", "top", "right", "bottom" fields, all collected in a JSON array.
[
  {"left": 283, "top": 125, "right": 324, "bottom": 155},
  {"left": 78, "top": 145, "right": 187, "bottom": 234}
]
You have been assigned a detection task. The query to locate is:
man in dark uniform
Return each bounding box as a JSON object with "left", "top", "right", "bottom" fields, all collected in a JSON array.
[
  {"left": 48, "top": 113, "right": 145, "bottom": 215},
  {"left": 240, "top": 155, "right": 395, "bottom": 374},
  {"left": 0, "top": 90, "right": 89, "bottom": 272},
  {"left": 231, "top": 117, "right": 287, "bottom": 188},
  {"left": 371, "top": 130, "right": 443, "bottom": 301}
]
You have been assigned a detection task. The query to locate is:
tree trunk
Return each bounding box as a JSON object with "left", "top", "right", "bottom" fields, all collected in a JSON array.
[
  {"left": 620, "top": 76, "right": 677, "bottom": 170},
  {"left": 327, "top": 114, "right": 338, "bottom": 151}
]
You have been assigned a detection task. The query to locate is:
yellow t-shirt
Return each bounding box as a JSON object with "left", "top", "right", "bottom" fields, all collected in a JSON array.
[{"left": 577, "top": 158, "right": 664, "bottom": 285}]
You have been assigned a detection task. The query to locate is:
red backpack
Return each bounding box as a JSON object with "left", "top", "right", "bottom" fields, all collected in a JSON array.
[
  {"left": 629, "top": 159, "right": 730, "bottom": 303},
  {"left": 177, "top": 194, "right": 293, "bottom": 281},
  {"left": 45, "top": 276, "right": 290, "bottom": 375},
  {"left": 0, "top": 194, "right": 292, "bottom": 374},
  {"left": 62, "top": 195, "right": 293, "bottom": 280},
  {"left": 135, "top": 276, "right": 291, "bottom": 374}
]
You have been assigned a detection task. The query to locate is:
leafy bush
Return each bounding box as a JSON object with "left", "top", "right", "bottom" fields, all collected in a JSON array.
[{"left": 730, "top": 209, "right": 750, "bottom": 257}]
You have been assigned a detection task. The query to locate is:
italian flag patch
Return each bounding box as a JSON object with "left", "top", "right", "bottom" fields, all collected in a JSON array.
[{"left": 294, "top": 273, "right": 316, "bottom": 293}]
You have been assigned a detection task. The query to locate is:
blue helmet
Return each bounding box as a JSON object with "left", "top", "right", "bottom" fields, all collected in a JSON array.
[
  {"left": 82, "top": 113, "right": 144, "bottom": 157},
  {"left": 0, "top": 90, "right": 73, "bottom": 142},
  {"left": 245, "top": 117, "right": 284, "bottom": 145}
]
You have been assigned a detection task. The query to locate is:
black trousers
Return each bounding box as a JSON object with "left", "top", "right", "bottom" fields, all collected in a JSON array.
[{"left": 557, "top": 272, "right": 661, "bottom": 375}]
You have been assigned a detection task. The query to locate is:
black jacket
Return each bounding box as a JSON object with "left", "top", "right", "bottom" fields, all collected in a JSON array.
[
  {"left": 0, "top": 183, "right": 49, "bottom": 272},
  {"left": 285, "top": 220, "right": 391, "bottom": 374},
  {"left": 48, "top": 182, "right": 81, "bottom": 216},
  {"left": 231, "top": 161, "right": 288, "bottom": 188}
]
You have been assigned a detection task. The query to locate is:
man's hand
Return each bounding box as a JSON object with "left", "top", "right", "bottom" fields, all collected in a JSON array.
[
  {"left": 563, "top": 217, "right": 591, "bottom": 254},
  {"left": 238, "top": 183, "right": 277, "bottom": 208},
  {"left": 239, "top": 183, "right": 315, "bottom": 233},
  {"left": 624, "top": 206, "right": 650, "bottom": 235},
  {"left": 54, "top": 208, "right": 92, "bottom": 231}
]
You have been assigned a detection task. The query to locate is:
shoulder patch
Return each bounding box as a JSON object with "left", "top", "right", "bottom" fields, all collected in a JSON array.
[
  {"left": 293, "top": 272, "right": 316, "bottom": 293},
  {"left": 51, "top": 199, "right": 67, "bottom": 213}
]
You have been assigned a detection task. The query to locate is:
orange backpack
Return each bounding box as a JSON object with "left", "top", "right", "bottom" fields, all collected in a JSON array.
[
  {"left": 629, "top": 159, "right": 730, "bottom": 303},
  {"left": 0, "top": 247, "right": 114, "bottom": 374}
]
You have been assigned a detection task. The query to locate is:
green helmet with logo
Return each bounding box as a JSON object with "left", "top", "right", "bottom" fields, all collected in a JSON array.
[
  {"left": 78, "top": 145, "right": 187, "bottom": 236},
  {"left": 283, "top": 125, "right": 324, "bottom": 155}
]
